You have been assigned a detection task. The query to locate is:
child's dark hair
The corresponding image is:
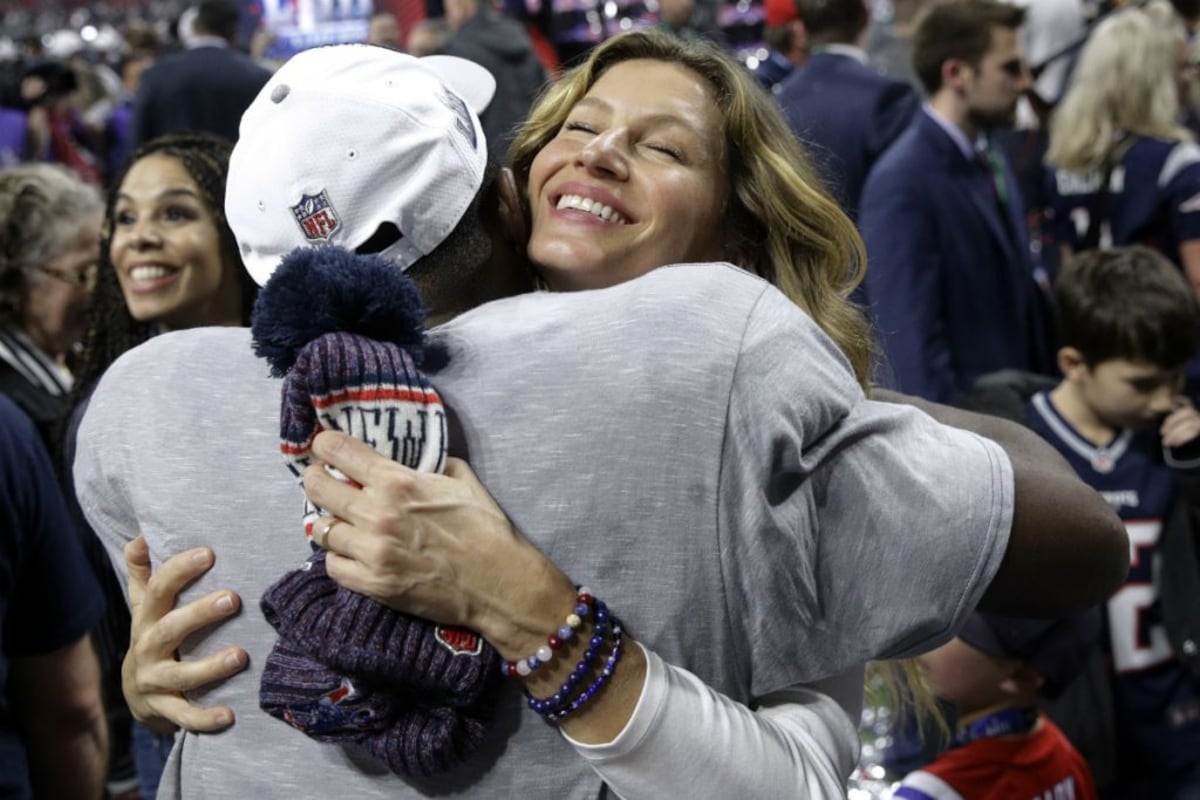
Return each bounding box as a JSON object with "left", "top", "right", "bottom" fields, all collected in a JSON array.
[
  {"left": 69, "top": 131, "right": 257, "bottom": 405},
  {"left": 1055, "top": 246, "right": 1200, "bottom": 368}
]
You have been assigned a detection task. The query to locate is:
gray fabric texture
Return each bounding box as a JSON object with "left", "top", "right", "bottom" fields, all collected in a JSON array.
[{"left": 74, "top": 263, "right": 1012, "bottom": 798}]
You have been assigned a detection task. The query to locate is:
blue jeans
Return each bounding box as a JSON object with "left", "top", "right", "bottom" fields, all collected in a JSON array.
[{"left": 131, "top": 721, "right": 174, "bottom": 800}]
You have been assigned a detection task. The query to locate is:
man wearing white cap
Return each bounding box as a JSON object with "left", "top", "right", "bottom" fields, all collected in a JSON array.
[
  {"left": 74, "top": 42, "right": 1123, "bottom": 798},
  {"left": 77, "top": 44, "right": 869, "bottom": 797}
]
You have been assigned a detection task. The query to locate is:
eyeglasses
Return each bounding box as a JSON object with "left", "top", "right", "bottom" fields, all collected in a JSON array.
[{"left": 30, "top": 261, "right": 99, "bottom": 291}]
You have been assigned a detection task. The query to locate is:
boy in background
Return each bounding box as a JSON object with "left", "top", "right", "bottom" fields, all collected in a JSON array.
[
  {"left": 1025, "top": 245, "right": 1200, "bottom": 797},
  {"left": 894, "top": 609, "right": 1101, "bottom": 799}
]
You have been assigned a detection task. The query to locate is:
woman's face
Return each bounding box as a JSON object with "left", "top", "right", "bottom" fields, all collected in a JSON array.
[
  {"left": 22, "top": 215, "right": 100, "bottom": 358},
  {"left": 526, "top": 58, "right": 729, "bottom": 291},
  {"left": 109, "top": 153, "right": 241, "bottom": 330}
]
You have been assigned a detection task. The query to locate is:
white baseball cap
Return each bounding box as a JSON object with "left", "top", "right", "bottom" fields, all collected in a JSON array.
[{"left": 226, "top": 44, "right": 496, "bottom": 286}]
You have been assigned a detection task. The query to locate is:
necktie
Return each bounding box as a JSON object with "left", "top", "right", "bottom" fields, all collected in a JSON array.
[
  {"left": 976, "top": 142, "right": 1020, "bottom": 246},
  {"left": 977, "top": 143, "right": 1010, "bottom": 212}
]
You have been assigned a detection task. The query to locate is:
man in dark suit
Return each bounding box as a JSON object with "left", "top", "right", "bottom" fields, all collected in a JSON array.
[
  {"left": 859, "top": 0, "right": 1054, "bottom": 404},
  {"left": 774, "top": 0, "right": 918, "bottom": 221},
  {"left": 131, "top": 0, "right": 271, "bottom": 147}
]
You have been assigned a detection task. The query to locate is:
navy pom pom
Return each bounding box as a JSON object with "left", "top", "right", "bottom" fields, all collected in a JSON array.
[{"left": 251, "top": 246, "right": 427, "bottom": 377}]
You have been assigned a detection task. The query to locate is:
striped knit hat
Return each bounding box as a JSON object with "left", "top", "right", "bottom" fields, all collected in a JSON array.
[
  {"left": 250, "top": 245, "right": 499, "bottom": 776},
  {"left": 280, "top": 328, "right": 446, "bottom": 542}
]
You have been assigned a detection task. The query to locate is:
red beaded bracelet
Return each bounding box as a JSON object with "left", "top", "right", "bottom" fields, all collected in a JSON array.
[{"left": 500, "top": 587, "right": 597, "bottom": 678}]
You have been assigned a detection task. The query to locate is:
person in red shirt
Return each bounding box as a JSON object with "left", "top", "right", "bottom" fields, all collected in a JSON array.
[{"left": 894, "top": 610, "right": 1101, "bottom": 800}]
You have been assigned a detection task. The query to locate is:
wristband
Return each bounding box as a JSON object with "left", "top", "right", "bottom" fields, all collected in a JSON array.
[
  {"left": 524, "top": 604, "right": 612, "bottom": 716},
  {"left": 500, "top": 588, "right": 597, "bottom": 678},
  {"left": 542, "top": 621, "right": 624, "bottom": 723}
]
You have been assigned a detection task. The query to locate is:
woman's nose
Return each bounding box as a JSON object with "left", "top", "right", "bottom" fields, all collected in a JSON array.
[
  {"left": 576, "top": 129, "right": 630, "bottom": 180},
  {"left": 128, "top": 220, "right": 161, "bottom": 249}
]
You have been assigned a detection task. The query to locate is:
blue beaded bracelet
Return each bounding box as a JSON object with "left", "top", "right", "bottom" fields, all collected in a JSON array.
[
  {"left": 543, "top": 621, "right": 624, "bottom": 723},
  {"left": 501, "top": 588, "right": 598, "bottom": 678},
  {"left": 524, "top": 605, "right": 613, "bottom": 716}
]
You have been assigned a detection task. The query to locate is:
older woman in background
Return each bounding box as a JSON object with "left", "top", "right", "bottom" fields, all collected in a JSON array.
[{"left": 0, "top": 162, "right": 101, "bottom": 444}]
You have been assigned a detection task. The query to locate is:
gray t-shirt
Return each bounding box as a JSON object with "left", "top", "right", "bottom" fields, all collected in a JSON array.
[{"left": 75, "top": 263, "right": 1011, "bottom": 798}]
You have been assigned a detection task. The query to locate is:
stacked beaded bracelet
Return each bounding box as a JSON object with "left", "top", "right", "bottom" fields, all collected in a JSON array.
[
  {"left": 524, "top": 604, "right": 613, "bottom": 716},
  {"left": 500, "top": 587, "right": 598, "bottom": 678},
  {"left": 541, "top": 622, "right": 624, "bottom": 723}
]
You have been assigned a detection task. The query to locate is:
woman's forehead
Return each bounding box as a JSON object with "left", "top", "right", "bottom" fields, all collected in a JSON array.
[{"left": 577, "top": 60, "right": 722, "bottom": 133}]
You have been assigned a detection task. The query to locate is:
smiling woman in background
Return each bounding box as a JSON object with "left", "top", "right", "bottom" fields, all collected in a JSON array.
[
  {"left": 72, "top": 130, "right": 255, "bottom": 395},
  {"left": 62, "top": 130, "right": 257, "bottom": 800}
]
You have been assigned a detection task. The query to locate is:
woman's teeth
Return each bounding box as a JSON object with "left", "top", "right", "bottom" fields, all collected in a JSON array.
[
  {"left": 129, "top": 265, "right": 173, "bottom": 282},
  {"left": 556, "top": 194, "right": 628, "bottom": 224}
]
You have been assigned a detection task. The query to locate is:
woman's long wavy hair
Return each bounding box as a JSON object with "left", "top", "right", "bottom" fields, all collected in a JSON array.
[
  {"left": 509, "top": 28, "right": 947, "bottom": 731},
  {"left": 508, "top": 29, "right": 874, "bottom": 388},
  {"left": 1047, "top": 1, "right": 1191, "bottom": 172}
]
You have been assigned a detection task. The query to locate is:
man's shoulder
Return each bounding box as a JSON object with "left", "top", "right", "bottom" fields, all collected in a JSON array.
[
  {"left": 105, "top": 327, "right": 259, "bottom": 386},
  {"left": 864, "top": 120, "right": 931, "bottom": 183},
  {"left": 88, "top": 328, "right": 276, "bottom": 445},
  {"left": 467, "top": 263, "right": 768, "bottom": 313},
  {"left": 822, "top": 51, "right": 909, "bottom": 91},
  {"left": 160, "top": 46, "right": 268, "bottom": 78},
  {"left": 440, "top": 264, "right": 780, "bottom": 349}
]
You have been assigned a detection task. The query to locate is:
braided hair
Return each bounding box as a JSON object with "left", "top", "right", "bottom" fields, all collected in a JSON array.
[{"left": 70, "top": 131, "right": 257, "bottom": 403}]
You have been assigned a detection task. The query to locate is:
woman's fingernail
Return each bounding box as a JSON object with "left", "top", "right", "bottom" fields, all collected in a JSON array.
[
  {"left": 224, "top": 651, "right": 244, "bottom": 668},
  {"left": 214, "top": 594, "right": 234, "bottom": 613},
  {"left": 192, "top": 548, "right": 213, "bottom": 565}
]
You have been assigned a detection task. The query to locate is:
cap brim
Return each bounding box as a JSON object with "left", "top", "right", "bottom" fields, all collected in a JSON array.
[{"left": 419, "top": 54, "right": 497, "bottom": 115}]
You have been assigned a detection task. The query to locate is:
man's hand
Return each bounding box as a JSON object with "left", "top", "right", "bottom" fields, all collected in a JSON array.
[{"left": 122, "top": 535, "right": 249, "bottom": 733}]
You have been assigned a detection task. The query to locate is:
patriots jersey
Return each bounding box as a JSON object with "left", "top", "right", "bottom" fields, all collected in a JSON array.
[
  {"left": 1045, "top": 136, "right": 1200, "bottom": 265},
  {"left": 1026, "top": 392, "right": 1200, "bottom": 773}
]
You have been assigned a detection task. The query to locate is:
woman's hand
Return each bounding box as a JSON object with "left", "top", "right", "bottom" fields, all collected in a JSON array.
[
  {"left": 122, "top": 535, "right": 249, "bottom": 734},
  {"left": 307, "top": 432, "right": 648, "bottom": 743},
  {"left": 304, "top": 431, "right": 578, "bottom": 661}
]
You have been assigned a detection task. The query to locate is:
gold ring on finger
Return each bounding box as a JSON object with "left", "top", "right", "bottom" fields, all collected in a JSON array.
[{"left": 318, "top": 517, "right": 343, "bottom": 550}]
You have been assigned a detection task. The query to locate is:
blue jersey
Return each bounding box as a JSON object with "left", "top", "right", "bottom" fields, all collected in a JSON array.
[
  {"left": 1046, "top": 136, "right": 1200, "bottom": 266},
  {"left": 1026, "top": 391, "right": 1200, "bottom": 773},
  {"left": 0, "top": 395, "right": 105, "bottom": 798}
]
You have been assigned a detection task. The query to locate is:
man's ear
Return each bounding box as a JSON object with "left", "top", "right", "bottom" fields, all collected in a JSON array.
[
  {"left": 943, "top": 58, "right": 971, "bottom": 92},
  {"left": 999, "top": 664, "right": 1044, "bottom": 697},
  {"left": 497, "top": 167, "right": 530, "bottom": 251}
]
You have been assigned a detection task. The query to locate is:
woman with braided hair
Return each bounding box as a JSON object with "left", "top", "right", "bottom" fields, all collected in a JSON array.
[
  {"left": 70, "top": 130, "right": 258, "bottom": 399},
  {"left": 61, "top": 130, "right": 257, "bottom": 800}
]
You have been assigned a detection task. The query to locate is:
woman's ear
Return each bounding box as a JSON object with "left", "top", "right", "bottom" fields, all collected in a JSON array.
[{"left": 497, "top": 167, "right": 530, "bottom": 251}]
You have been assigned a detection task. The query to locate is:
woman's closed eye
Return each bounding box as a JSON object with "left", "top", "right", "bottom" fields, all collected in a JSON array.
[
  {"left": 563, "top": 120, "right": 598, "bottom": 135},
  {"left": 645, "top": 142, "right": 683, "bottom": 161}
]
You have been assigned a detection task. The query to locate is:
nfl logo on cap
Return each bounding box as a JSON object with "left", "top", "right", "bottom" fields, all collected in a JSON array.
[{"left": 292, "top": 190, "right": 341, "bottom": 242}]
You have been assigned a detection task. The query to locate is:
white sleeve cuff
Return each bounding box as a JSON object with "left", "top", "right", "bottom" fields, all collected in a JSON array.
[
  {"left": 562, "top": 640, "right": 665, "bottom": 758},
  {"left": 561, "top": 642, "right": 860, "bottom": 799}
]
